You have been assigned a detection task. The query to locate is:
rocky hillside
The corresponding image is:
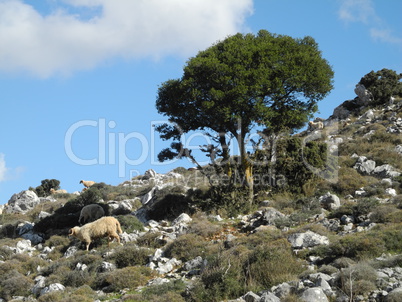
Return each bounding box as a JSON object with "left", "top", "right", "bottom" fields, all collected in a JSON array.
[{"left": 0, "top": 89, "right": 402, "bottom": 302}]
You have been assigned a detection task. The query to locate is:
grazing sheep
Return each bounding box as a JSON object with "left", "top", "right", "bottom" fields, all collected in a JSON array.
[
  {"left": 80, "top": 180, "right": 95, "bottom": 188},
  {"left": 49, "top": 188, "right": 68, "bottom": 194},
  {"left": 79, "top": 204, "right": 105, "bottom": 225},
  {"left": 308, "top": 121, "right": 324, "bottom": 131},
  {"left": 68, "top": 216, "right": 122, "bottom": 251}
]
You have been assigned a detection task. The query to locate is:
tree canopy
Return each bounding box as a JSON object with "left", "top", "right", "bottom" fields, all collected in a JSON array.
[
  {"left": 359, "top": 68, "right": 402, "bottom": 105},
  {"left": 155, "top": 29, "right": 334, "bottom": 203}
]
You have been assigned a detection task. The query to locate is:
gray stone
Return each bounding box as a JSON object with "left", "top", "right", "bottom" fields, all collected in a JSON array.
[
  {"left": 99, "top": 261, "right": 116, "bottom": 272},
  {"left": 300, "top": 287, "right": 329, "bottom": 302},
  {"left": 319, "top": 192, "right": 340, "bottom": 210},
  {"left": 288, "top": 231, "right": 329, "bottom": 249},
  {"left": 374, "top": 164, "right": 401, "bottom": 178},
  {"left": 184, "top": 256, "right": 203, "bottom": 271},
  {"left": 40, "top": 283, "right": 65, "bottom": 296},
  {"left": 354, "top": 83, "right": 373, "bottom": 105},
  {"left": 353, "top": 157, "right": 376, "bottom": 175},
  {"left": 259, "top": 291, "right": 280, "bottom": 302},
  {"left": 173, "top": 213, "right": 192, "bottom": 225},
  {"left": 6, "top": 190, "right": 40, "bottom": 214},
  {"left": 261, "top": 207, "right": 286, "bottom": 225},
  {"left": 242, "top": 291, "right": 260, "bottom": 302}
]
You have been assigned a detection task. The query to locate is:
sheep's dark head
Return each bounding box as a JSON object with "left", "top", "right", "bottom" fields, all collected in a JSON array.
[{"left": 79, "top": 180, "right": 83, "bottom": 184}]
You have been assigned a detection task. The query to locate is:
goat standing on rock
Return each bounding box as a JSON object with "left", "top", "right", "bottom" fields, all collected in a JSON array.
[
  {"left": 80, "top": 180, "right": 95, "bottom": 188},
  {"left": 68, "top": 216, "right": 122, "bottom": 251}
]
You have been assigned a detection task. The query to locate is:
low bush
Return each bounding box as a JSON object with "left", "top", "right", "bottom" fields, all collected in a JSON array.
[
  {"left": 94, "top": 266, "right": 154, "bottom": 292},
  {"left": 136, "top": 231, "right": 165, "bottom": 249},
  {"left": 0, "top": 270, "right": 34, "bottom": 300},
  {"left": 110, "top": 243, "right": 151, "bottom": 268},
  {"left": 191, "top": 238, "right": 303, "bottom": 301},
  {"left": 337, "top": 262, "right": 377, "bottom": 296},
  {"left": 164, "top": 234, "right": 209, "bottom": 262},
  {"left": 117, "top": 214, "right": 144, "bottom": 233}
]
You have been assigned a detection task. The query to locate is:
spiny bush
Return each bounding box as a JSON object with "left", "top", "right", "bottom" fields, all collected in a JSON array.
[
  {"left": 0, "top": 269, "right": 34, "bottom": 300},
  {"left": 139, "top": 279, "right": 187, "bottom": 302},
  {"left": 164, "top": 234, "right": 209, "bottom": 262},
  {"left": 333, "top": 167, "right": 377, "bottom": 196},
  {"left": 337, "top": 262, "right": 377, "bottom": 296},
  {"left": 187, "top": 213, "right": 222, "bottom": 238},
  {"left": 136, "top": 231, "right": 165, "bottom": 249},
  {"left": 94, "top": 266, "right": 154, "bottom": 292},
  {"left": 191, "top": 238, "right": 303, "bottom": 302},
  {"left": 110, "top": 243, "right": 151, "bottom": 268},
  {"left": 117, "top": 214, "right": 144, "bottom": 233}
]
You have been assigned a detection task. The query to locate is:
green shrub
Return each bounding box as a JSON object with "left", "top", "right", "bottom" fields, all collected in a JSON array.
[
  {"left": 369, "top": 204, "right": 398, "bottom": 223},
  {"left": 62, "top": 270, "right": 93, "bottom": 287},
  {"left": 0, "top": 270, "right": 33, "bottom": 300},
  {"left": 110, "top": 243, "right": 151, "bottom": 268},
  {"left": 192, "top": 238, "right": 302, "bottom": 301},
  {"left": 338, "top": 262, "right": 377, "bottom": 296},
  {"left": 147, "top": 188, "right": 195, "bottom": 221},
  {"left": 244, "top": 239, "right": 304, "bottom": 289},
  {"left": 94, "top": 266, "right": 154, "bottom": 292},
  {"left": 333, "top": 167, "right": 376, "bottom": 196},
  {"left": 117, "top": 215, "right": 144, "bottom": 233},
  {"left": 140, "top": 279, "right": 187, "bottom": 301},
  {"left": 30, "top": 178, "right": 60, "bottom": 197},
  {"left": 136, "top": 231, "right": 165, "bottom": 249},
  {"left": 187, "top": 214, "right": 221, "bottom": 237},
  {"left": 164, "top": 234, "right": 208, "bottom": 262}
]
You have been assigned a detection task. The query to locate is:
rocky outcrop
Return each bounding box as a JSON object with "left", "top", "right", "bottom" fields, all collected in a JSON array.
[{"left": 6, "top": 190, "right": 41, "bottom": 214}]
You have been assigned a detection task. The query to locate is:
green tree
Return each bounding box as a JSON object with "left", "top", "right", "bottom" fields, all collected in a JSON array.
[
  {"left": 30, "top": 179, "right": 60, "bottom": 197},
  {"left": 359, "top": 68, "right": 402, "bottom": 105},
  {"left": 156, "top": 30, "right": 334, "bottom": 203}
]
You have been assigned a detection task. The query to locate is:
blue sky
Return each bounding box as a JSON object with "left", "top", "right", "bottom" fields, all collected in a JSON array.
[{"left": 0, "top": 0, "right": 401, "bottom": 204}]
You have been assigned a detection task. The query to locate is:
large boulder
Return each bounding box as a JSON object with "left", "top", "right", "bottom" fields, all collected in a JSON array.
[
  {"left": 373, "top": 164, "right": 401, "bottom": 178},
  {"left": 353, "top": 156, "right": 376, "bottom": 175},
  {"left": 300, "top": 287, "right": 329, "bottom": 302},
  {"left": 288, "top": 231, "right": 329, "bottom": 249},
  {"left": 319, "top": 192, "right": 340, "bottom": 211},
  {"left": 6, "top": 190, "right": 40, "bottom": 214}
]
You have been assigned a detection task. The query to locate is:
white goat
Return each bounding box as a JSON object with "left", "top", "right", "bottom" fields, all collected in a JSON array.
[
  {"left": 68, "top": 216, "right": 122, "bottom": 251},
  {"left": 80, "top": 180, "right": 96, "bottom": 188}
]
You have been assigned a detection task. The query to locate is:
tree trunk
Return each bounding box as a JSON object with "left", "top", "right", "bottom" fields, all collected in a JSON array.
[{"left": 238, "top": 129, "right": 254, "bottom": 205}]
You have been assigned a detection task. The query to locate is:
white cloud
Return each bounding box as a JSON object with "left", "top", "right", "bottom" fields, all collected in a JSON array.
[
  {"left": 0, "top": 0, "right": 253, "bottom": 77},
  {"left": 338, "top": 0, "right": 402, "bottom": 47},
  {"left": 338, "top": 0, "right": 378, "bottom": 24},
  {"left": 0, "top": 153, "right": 24, "bottom": 182},
  {"left": 0, "top": 154, "right": 7, "bottom": 182}
]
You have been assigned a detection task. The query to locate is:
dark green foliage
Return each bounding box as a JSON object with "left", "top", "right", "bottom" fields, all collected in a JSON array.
[
  {"left": 191, "top": 237, "right": 303, "bottom": 301},
  {"left": 94, "top": 266, "right": 154, "bottom": 292},
  {"left": 147, "top": 187, "right": 195, "bottom": 221},
  {"left": 116, "top": 214, "right": 144, "bottom": 233},
  {"left": 0, "top": 270, "right": 34, "bottom": 300},
  {"left": 30, "top": 179, "right": 60, "bottom": 197},
  {"left": 110, "top": 243, "right": 150, "bottom": 268},
  {"left": 156, "top": 29, "right": 334, "bottom": 203},
  {"left": 253, "top": 136, "right": 332, "bottom": 194},
  {"left": 330, "top": 198, "right": 379, "bottom": 220},
  {"left": 90, "top": 182, "right": 138, "bottom": 201},
  {"left": 136, "top": 231, "right": 165, "bottom": 249},
  {"left": 359, "top": 68, "right": 402, "bottom": 105},
  {"left": 33, "top": 188, "right": 107, "bottom": 236},
  {"left": 164, "top": 234, "right": 208, "bottom": 262},
  {"left": 139, "top": 279, "right": 186, "bottom": 301}
]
